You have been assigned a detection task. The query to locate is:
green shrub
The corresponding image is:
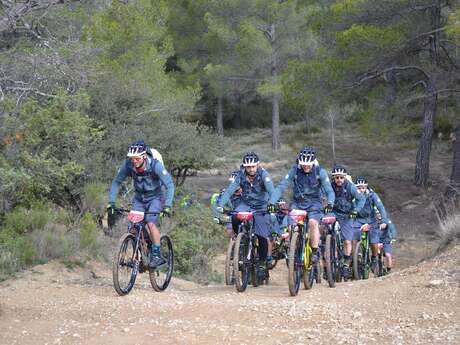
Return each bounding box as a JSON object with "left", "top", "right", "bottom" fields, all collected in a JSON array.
[
  {"left": 80, "top": 212, "right": 98, "bottom": 250},
  {"left": 81, "top": 181, "right": 107, "bottom": 216},
  {"left": 435, "top": 115, "right": 454, "bottom": 138},
  {"left": 30, "top": 225, "right": 79, "bottom": 262},
  {"left": 2, "top": 203, "right": 55, "bottom": 235},
  {"left": 168, "top": 201, "right": 225, "bottom": 283}
]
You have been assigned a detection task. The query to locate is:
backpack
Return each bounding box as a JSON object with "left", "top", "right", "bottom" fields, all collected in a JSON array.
[{"left": 146, "top": 146, "right": 164, "bottom": 165}]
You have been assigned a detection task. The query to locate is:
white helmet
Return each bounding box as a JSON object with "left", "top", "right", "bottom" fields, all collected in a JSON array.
[{"left": 127, "top": 140, "right": 147, "bottom": 157}]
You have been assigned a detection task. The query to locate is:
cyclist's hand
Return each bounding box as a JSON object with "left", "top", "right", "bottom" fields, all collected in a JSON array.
[
  {"left": 349, "top": 210, "right": 358, "bottom": 220},
  {"left": 267, "top": 203, "right": 276, "bottom": 214},
  {"left": 324, "top": 204, "right": 333, "bottom": 214},
  {"left": 161, "top": 206, "right": 172, "bottom": 218},
  {"left": 379, "top": 223, "right": 387, "bottom": 230},
  {"left": 106, "top": 203, "right": 116, "bottom": 227}
]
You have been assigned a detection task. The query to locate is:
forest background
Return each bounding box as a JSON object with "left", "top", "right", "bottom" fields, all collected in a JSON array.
[{"left": 1, "top": 0, "right": 459, "bottom": 281}]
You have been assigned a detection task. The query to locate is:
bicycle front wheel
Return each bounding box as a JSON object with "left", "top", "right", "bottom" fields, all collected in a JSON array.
[
  {"left": 149, "top": 235, "right": 174, "bottom": 292},
  {"left": 233, "top": 232, "right": 250, "bottom": 292},
  {"left": 325, "top": 234, "right": 336, "bottom": 288},
  {"left": 113, "top": 233, "right": 138, "bottom": 296},
  {"left": 224, "top": 238, "right": 235, "bottom": 285},
  {"left": 303, "top": 242, "right": 314, "bottom": 290},
  {"left": 288, "top": 231, "right": 302, "bottom": 296}
]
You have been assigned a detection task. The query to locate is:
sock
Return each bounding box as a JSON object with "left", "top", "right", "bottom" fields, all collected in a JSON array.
[{"left": 152, "top": 244, "right": 161, "bottom": 255}]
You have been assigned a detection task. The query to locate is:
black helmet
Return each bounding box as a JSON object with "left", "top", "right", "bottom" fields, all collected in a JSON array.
[
  {"left": 127, "top": 140, "right": 147, "bottom": 157},
  {"left": 355, "top": 176, "right": 368, "bottom": 187},
  {"left": 242, "top": 152, "right": 260, "bottom": 166},
  {"left": 332, "top": 164, "right": 347, "bottom": 176},
  {"left": 297, "top": 146, "right": 316, "bottom": 165}
]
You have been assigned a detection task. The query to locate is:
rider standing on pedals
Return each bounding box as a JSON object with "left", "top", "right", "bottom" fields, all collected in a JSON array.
[
  {"left": 267, "top": 146, "right": 335, "bottom": 265},
  {"left": 107, "top": 140, "right": 175, "bottom": 268},
  {"left": 355, "top": 176, "right": 389, "bottom": 274},
  {"left": 216, "top": 152, "right": 275, "bottom": 280},
  {"left": 211, "top": 170, "right": 243, "bottom": 238},
  {"left": 330, "top": 165, "right": 365, "bottom": 279}
]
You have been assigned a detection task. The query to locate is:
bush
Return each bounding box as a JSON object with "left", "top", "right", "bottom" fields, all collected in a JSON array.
[
  {"left": 30, "top": 225, "right": 79, "bottom": 263},
  {"left": 80, "top": 213, "right": 99, "bottom": 249},
  {"left": 81, "top": 181, "right": 108, "bottom": 216},
  {"left": 168, "top": 201, "right": 225, "bottom": 283}
]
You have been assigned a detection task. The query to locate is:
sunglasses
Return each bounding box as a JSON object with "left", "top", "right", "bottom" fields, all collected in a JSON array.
[
  {"left": 334, "top": 176, "right": 345, "bottom": 180},
  {"left": 130, "top": 156, "right": 143, "bottom": 162}
]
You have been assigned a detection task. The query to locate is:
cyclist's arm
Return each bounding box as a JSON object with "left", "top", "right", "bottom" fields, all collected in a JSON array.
[
  {"left": 262, "top": 170, "right": 275, "bottom": 199},
  {"left": 269, "top": 167, "right": 295, "bottom": 204},
  {"left": 373, "top": 193, "right": 389, "bottom": 224},
  {"left": 319, "top": 168, "right": 335, "bottom": 205},
  {"left": 387, "top": 221, "right": 397, "bottom": 239},
  {"left": 218, "top": 178, "right": 240, "bottom": 208},
  {"left": 108, "top": 161, "right": 129, "bottom": 205},
  {"left": 350, "top": 183, "right": 365, "bottom": 212},
  {"left": 155, "top": 161, "right": 175, "bottom": 207}
]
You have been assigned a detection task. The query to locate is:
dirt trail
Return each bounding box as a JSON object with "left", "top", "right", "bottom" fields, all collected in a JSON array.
[{"left": 0, "top": 244, "right": 459, "bottom": 345}]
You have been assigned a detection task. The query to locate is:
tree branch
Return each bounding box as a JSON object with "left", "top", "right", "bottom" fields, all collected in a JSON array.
[{"left": 352, "top": 65, "right": 431, "bottom": 88}]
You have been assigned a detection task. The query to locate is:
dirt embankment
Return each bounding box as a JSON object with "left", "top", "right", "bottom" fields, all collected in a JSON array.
[{"left": 0, "top": 244, "right": 459, "bottom": 345}]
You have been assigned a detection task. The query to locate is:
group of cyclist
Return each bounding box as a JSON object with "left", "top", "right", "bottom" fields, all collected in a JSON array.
[
  {"left": 212, "top": 147, "right": 397, "bottom": 281},
  {"left": 107, "top": 139, "right": 396, "bottom": 282}
]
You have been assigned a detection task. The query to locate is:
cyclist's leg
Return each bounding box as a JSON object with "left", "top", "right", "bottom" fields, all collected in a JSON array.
[
  {"left": 338, "top": 216, "right": 354, "bottom": 277},
  {"left": 254, "top": 212, "right": 271, "bottom": 263},
  {"left": 339, "top": 217, "right": 353, "bottom": 257},
  {"left": 143, "top": 198, "right": 162, "bottom": 244},
  {"left": 381, "top": 230, "right": 393, "bottom": 271}
]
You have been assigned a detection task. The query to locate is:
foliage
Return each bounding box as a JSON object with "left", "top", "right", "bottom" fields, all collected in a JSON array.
[{"left": 169, "top": 201, "right": 225, "bottom": 283}]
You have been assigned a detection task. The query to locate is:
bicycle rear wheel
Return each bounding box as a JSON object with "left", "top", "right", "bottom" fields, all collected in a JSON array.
[
  {"left": 224, "top": 238, "right": 235, "bottom": 285},
  {"left": 288, "top": 231, "right": 302, "bottom": 296},
  {"left": 149, "top": 235, "right": 174, "bottom": 292},
  {"left": 303, "top": 242, "right": 314, "bottom": 290},
  {"left": 353, "top": 241, "right": 370, "bottom": 280},
  {"left": 233, "top": 232, "right": 250, "bottom": 292},
  {"left": 113, "top": 233, "right": 138, "bottom": 296},
  {"left": 325, "top": 234, "right": 336, "bottom": 288}
]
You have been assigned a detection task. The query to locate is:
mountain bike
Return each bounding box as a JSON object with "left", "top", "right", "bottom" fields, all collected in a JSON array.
[
  {"left": 287, "top": 209, "right": 321, "bottom": 296},
  {"left": 376, "top": 242, "right": 388, "bottom": 277},
  {"left": 322, "top": 214, "right": 344, "bottom": 288},
  {"left": 112, "top": 209, "right": 173, "bottom": 296},
  {"left": 353, "top": 223, "right": 374, "bottom": 280},
  {"left": 268, "top": 228, "right": 290, "bottom": 270},
  {"left": 224, "top": 236, "right": 235, "bottom": 285},
  {"left": 232, "top": 211, "right": 268, "bottom": 292}
]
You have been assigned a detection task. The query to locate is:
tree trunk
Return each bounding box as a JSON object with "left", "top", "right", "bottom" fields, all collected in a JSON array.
[
  {"left": 232, "top": 95, "right": 242, "bottom": 129},
  {"left": 304, "top": 107, "right": 310, "bottom": 134},
  {"left": 450, "top": 123, "right": 460, "bottom": 184},
  {"left": 331, "top": 113, "right": 336, "bottom": 163},
  {"left": 272, "top": 94, "right": 280, "bottom": 151},
  {"left": 414, "top": 81, "right": 437, "bottom": 186},
  {"left": 216, "top": 96, "right": 224, "bottom": 136},
  {"left": 430, "top": 0, "right": 442, "bottom": 66},
  {"left": 270, "top": 23, "right": 280, "bottom": 151},
  {"left": 385, "top": 70, "right": 397, "bottom": 110}
]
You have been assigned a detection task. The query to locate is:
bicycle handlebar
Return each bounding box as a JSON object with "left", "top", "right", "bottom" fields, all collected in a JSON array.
[{"left": 114, "top": 208, "right": 160, "bottom": 215}]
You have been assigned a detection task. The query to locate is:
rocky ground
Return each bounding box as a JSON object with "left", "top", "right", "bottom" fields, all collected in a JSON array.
[
  {"left": 0, "top": 243, "right": 459, "bottom": 345},
  {"left": 1, "top": 126, "right": 458, "bottom": 345}
]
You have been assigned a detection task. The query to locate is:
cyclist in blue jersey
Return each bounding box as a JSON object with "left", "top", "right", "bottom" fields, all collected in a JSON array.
[
  {"left": 268, "top": 146, "right": 335, "bottom": 264},
  {"left": 331, "top": 165, "right": 365, "bottom": 278},
  {"left": 107, "top": 140, "right": 175, "bottom": 268},
  {"left": 216, "top": 152, "right": 275, "bottom": 280}
]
